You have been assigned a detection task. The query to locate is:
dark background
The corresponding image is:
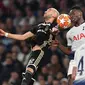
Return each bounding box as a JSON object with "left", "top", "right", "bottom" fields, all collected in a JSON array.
[{"left": 0, "top": 0, "right": 84, "bottom": 85}]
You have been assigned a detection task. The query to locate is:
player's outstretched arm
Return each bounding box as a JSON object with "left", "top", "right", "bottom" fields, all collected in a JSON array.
[
  {"left": 0, "top": 29, "right": 34, "bottom": 40},
  {"left": 58, "top": 43, "right": 71, "bottom": 55},
  {"left": 51, "top": 40, "right": 71, "bottom": 55}
]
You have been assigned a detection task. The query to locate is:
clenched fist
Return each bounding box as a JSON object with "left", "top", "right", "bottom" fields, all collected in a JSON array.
[{"left": 51, "top": 40, "right": 59, "bottom": 47}]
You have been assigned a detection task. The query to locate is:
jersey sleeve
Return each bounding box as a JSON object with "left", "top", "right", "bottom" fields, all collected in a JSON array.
[
  {"left": 29, "top": 25, "right": 38, "bottom": 34},
  {"left": 29, "top": 23, "right": 51, "bottom": 34},
  {"left": 66, "top": 32, "right": 72, "bottom": 46}
]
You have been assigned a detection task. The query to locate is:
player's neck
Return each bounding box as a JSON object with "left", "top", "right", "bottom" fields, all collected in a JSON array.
[{"left": 75, "top": 18, "right": 84, "bottom": 27}]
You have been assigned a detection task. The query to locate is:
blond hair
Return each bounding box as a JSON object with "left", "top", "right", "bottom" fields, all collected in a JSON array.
[
  {"left": 44, "top": 8, "right": 59, "bottom": 20},
  {"left": 47, "top": 8, "right": 59, "bottom": 16}
]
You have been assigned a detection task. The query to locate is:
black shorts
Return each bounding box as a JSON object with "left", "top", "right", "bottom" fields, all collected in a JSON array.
[
  {"left": 26, "top": 50, "right": 44, "bottom": 70},
  {"left": 26, "top": 47, "right": 52, "bottom": 79},
  {"left": 69, "top": 51, "right": 75, "bottom": 60},
  {"left": 26, "top": 45, "right": 52, "bottom": 68}
]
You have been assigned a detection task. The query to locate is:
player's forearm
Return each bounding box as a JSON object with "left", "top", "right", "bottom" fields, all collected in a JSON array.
[
  {"left": 5, "top": 31, "right": 34, "bottom": 40},
  {"left": 68, "top": 75, "right": 74, "bottom": 85},
  {"left": 58, "top": 43, "right": 71, "bottom": 55},
  {"left": 6, "top": 33, "right": 26, "bottom": 40}
]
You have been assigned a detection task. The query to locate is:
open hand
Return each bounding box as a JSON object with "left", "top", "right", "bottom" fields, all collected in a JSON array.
[
  {"left": 0, "top": 29, "right": 6, "bottom": 36},
  {"left": 52, "top": 25, "right": 60, "bottom": 35}
]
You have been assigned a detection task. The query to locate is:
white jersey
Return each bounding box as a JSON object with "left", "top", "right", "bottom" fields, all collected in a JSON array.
[
  {"left": 74, "top": 44, "right": 85, "bottom": 81},
  {"left": 67, "top": 44, "right": 85, "bottom": 85},
  {"left": 66, "top": 23, "right": 85, "bottom": 51}
]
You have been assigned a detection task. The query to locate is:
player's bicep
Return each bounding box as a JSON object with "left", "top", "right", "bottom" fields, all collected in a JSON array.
[
  {"left": 22, "top": 31, "right": 34, "bottom": 40},
  {"left": 22, "top": 25, "right": 38, "bottom": 39}
]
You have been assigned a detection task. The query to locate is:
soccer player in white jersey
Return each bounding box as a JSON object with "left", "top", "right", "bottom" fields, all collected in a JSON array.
[
  {"left": 52, "top": 6, "right": 85, "bottom": 85},
  {"left": 67, "top": 6, "right": 85, "bottom": 85},
  {"left": 66, "top": 7, "right": 85, "bottom": 52},
  {"left": 68, "top": 44, "right": 85, "bottom": 85},
  {"left": 55, "top": 6, "right": 85, "bottom": 55}
]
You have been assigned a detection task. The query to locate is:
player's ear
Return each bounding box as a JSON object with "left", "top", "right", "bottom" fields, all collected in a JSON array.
[
  {"left": 80, "top": 12, "right": 83, "bottom": 16},
  {"left": 69, "top": 9, "right": 73, "bottom": 15}
]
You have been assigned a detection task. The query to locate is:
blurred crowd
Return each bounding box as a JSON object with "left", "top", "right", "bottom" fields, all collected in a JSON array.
[{"left": 0, "top": 0, "right": 85, "bottom": 85}]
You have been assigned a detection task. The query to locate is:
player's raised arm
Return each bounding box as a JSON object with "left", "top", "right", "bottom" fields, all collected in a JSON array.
[
  {"left": 0, "top": 29, "right": 34, "bottom": 40},
  {"left": 51, "top": 39, "right": 71, "bottom": 55}
]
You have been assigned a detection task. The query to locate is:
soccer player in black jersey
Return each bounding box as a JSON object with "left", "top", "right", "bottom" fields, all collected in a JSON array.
[{"left": 0, "top": 8, "right": 59, "bottom": 85}]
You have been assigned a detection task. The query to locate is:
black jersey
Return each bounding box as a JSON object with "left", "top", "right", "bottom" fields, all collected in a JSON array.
[{"left": 26, "top": 23, "right": 55, "bottom": 48}]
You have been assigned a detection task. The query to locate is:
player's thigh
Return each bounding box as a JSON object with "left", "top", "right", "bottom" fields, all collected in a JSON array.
[{"left": 26, "top": 50, "right": 44, "bottom": 71}]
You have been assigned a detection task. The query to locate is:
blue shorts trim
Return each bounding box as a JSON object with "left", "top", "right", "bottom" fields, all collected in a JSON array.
[
  {"left": 69, "top": 51, "right": 75, "bottom": 60},
  {"left": 73, "top": 81, "right": 85, "bottom": 85}
]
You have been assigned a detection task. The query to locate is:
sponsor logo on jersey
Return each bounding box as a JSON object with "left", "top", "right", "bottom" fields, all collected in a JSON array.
[{"left": 73, "top": 33, "right": 85, "bottom": 40}]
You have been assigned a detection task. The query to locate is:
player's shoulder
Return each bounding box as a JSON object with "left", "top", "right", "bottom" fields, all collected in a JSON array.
[
  {"left": 77, "top": 22, "right": 85, "bottom": 30},
  {"left": 38, "top": 22, "right": 51, "bottom": 27},
  {"left": 66, "top": 26, "right": 75, "bottom": 36},
  {"left": 32, "top": 22, "right": 51, "bottom": 27},
  {"left": 31, "top": 22, "right": 51, "bottom": 30},
  {"left": 67, "top": 22, "right": 85, "bottom": 32},
  {"left": 81, "top": 22, "right": 85, "bottom": 26}
]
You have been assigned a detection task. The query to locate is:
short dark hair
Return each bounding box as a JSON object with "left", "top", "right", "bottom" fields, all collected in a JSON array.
[
  {"left": 70, "top": 5, "right": 85, "bottom": 19},
  {"left": 70, "top": 6, "right": 83, "bottom": 13}
]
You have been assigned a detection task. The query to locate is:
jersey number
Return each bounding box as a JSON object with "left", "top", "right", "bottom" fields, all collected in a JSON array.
[{"left": 78, "top": 56, "right": 84, "bottom": 75}]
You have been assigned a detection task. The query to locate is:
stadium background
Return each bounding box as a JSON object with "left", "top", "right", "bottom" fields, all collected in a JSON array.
[{"left": 0, "top": 0, "right": 85, "bottom": 85}]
